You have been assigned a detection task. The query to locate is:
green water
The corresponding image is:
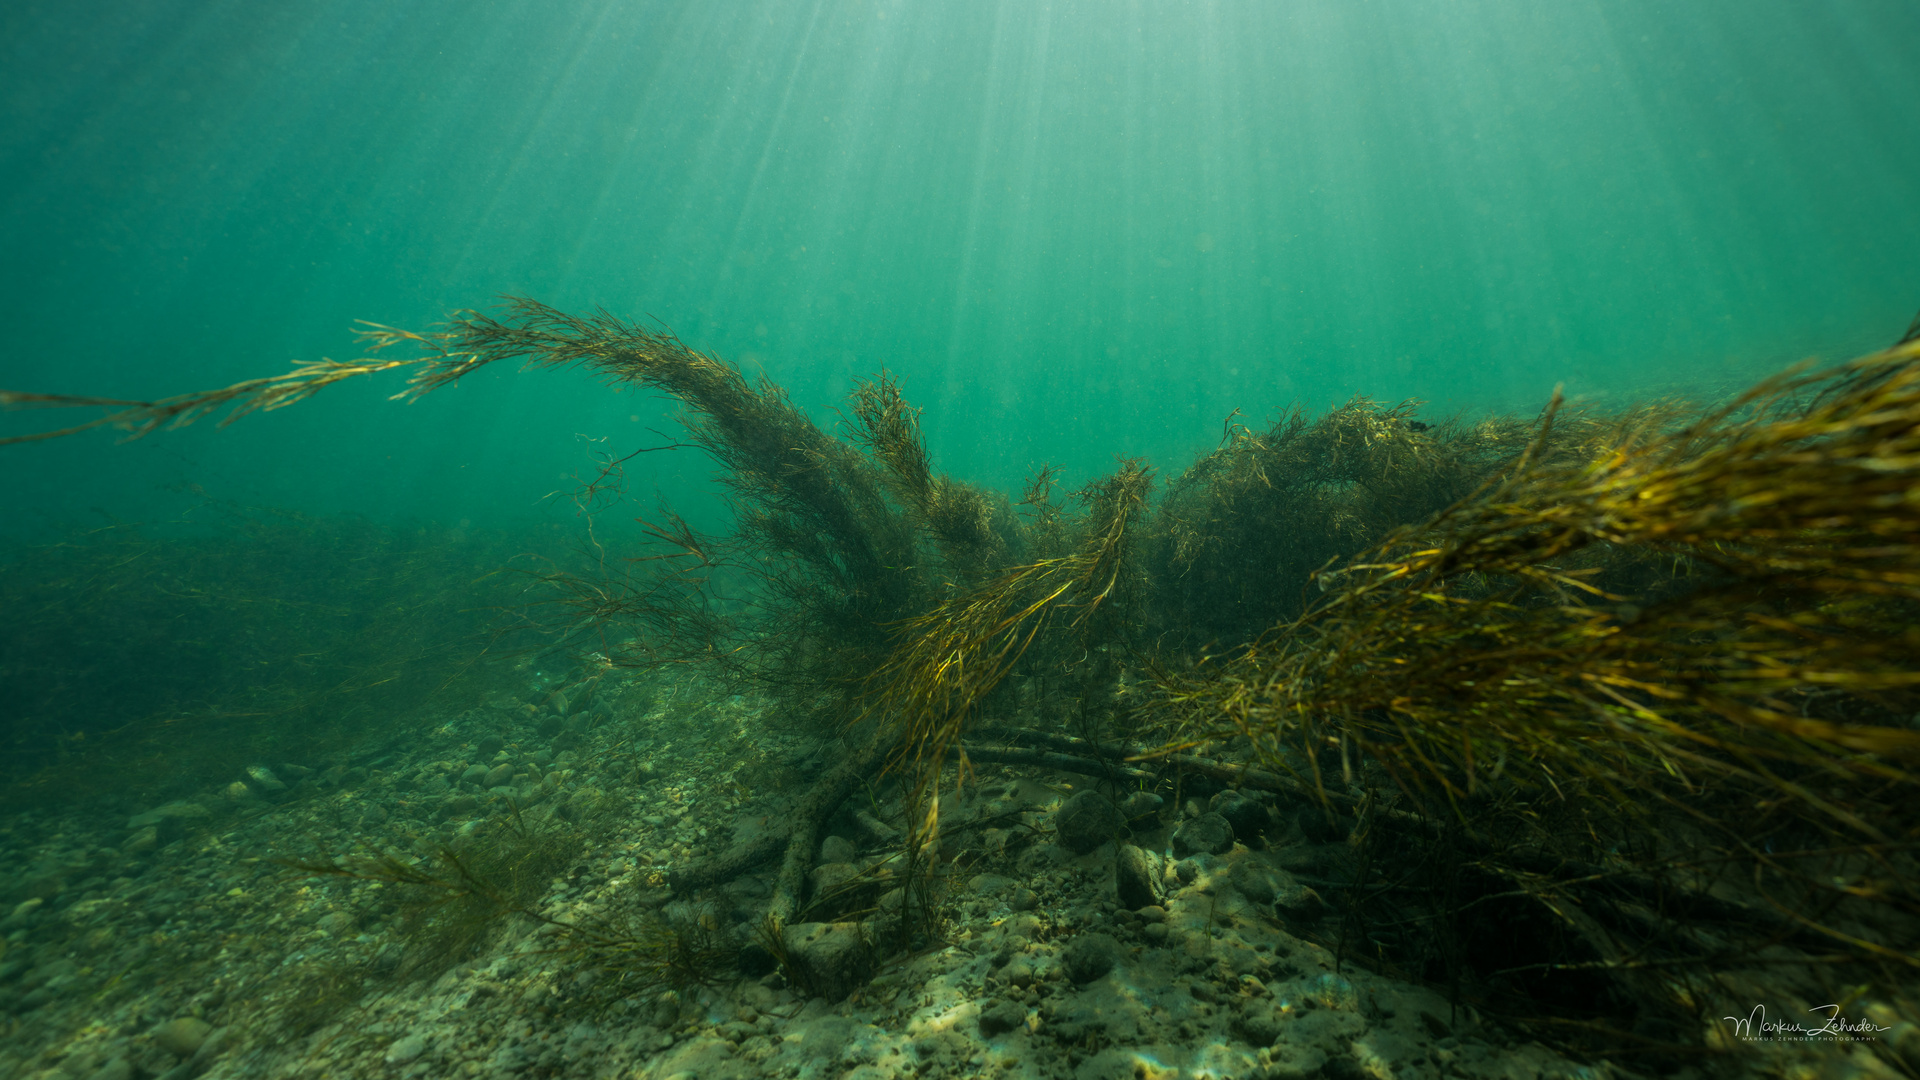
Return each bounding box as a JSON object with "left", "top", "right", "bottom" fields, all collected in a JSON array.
[{"left": 2, "top": 0, "right": 1917, "bottom": 531}]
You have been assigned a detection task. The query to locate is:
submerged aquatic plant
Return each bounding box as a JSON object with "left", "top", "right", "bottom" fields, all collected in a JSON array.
[
  {"left": 1150, "top": 335, "right": 1920, "bottom": 1048},
  {"left": 8, "top": 298, "right": 1919, "bottom": 1061}
]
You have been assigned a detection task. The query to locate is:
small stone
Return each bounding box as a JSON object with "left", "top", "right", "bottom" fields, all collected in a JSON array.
[
  {"left": 1171, "top": 812, "right": 1235, "bottom": 857},
  {"left": 384, "top": 1033, "right": 427, "bottom": 1065},
  {"left": 1062, "top": 933, "right": 1120, "bottom": 983},
  {"left": 1009, "top": 888, "right": 1039, "bottom": 912},
  {"left": 1229, "top": 858, "right": 1287, "bottom": 904},
  {"left": 1118, "top": 791, "right": 1164, "bottom": 821},
  {"left": 460, "top": 764, "right": 490, "bottom": 786},
  {"left": 1115, "top": 844, "right": 1162, "bottom": 910},
  {"left": 223, "top": 780, "right": 256, "bottom": 803},
  {"left": 245, "top": 764, "right": 287, "bottom": 793},
  {"left": 1143, "top": 923, "right": 1169, "bottom": 944},
  {"left": 819, "top": 835, "right": 858, "bottom": 866},
  {"left": 154, "top": 1016, "right": 213, "bottom": 1058},
  {"left": 1235, "top": 1005, "right": 1285, "bottom": 1047},
  {"left": 781, "top": 922, "right": 875, "bottom": 1001},
  {"left": 1053, "top": 790, "right": 1123, "bottom": 855},
  {"left": 1274, "top": 878, "right": 1329, "bottom": 920},
  {"left": 123, "top": 826, "right": 159, "bottom": 855},
  {"left": 807, "top": 863, "right": 859, "bottom": 911},
  {"left": 1137, "top": 905, "right": 1166, "bottom": 922},
  {"left": 1000, "top": 957, "right": 1035, "bottom": 988},
  {"left": 1209, "top": 791, "right": 1273, "bottom": 842},
  {"left": 83, "top": 1058, "right": 134, "bottom": 1080},
  {"left": 316, "top": 911, "right": 356, "bottom": 935},
  {"left": 484, "top": 762, "right": 515, "bottom": 788},
  {"left": 979, "top": 1000, "right": 1027, "bottom": 1037},
  {"left": 188, "top": 1026, "right": 233, "bottom": 1071}
]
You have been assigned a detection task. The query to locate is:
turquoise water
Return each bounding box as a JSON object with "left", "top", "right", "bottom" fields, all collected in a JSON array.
[{"left": 3, "top": 0, "right": 1917, "bottom": 532}]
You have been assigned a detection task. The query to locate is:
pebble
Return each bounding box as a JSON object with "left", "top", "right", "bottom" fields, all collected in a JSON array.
[
  {"left": 245, "top": 764, "right": 287, "bottom": 793},
  {"left": 979, "top": 1000, "right": 1027, "bottom": 1037},
  {"left": 1209, "top": 790, "right": 1273, "bottom": 843},
  {"left": 819, "top": 834, "right": 858, "bottom": 865},
  {"left": 1171, "top": 812, "right": 1235, "bottom": 857},
  {"left": 460, "top": 764, "right": 490, "bottom": 785},
  {"left": 484, "top": 763, "right": 516, "bottom": 788},
  {"left": 384, "top": 1033, "right": 428, "bottom": 1064},
  {"left": 1115, "top": 843, "right": 1163, "bottom": 910},
  {"left": 154, "top": 1016, "right": 213, "bottom": 1058},
  {"left": 1053, "top": 789, "right": 1123, "bottom": 854},
  {"left": 4, "top": 898, "right": 44, "bottom": 929},
  {"left": 1063, "top": 933, "right": 1120, "bottom": 983}
]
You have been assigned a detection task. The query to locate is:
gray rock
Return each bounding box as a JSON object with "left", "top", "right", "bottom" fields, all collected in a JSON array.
[
  {"left": 126, "top": 802, "right": 210, "bottom": 830},
  {"left": 316, "top": 911, "right": 356, "bottom": 935},
  {"left": 781, "top": 922, "right": 875, "bottom": 1001},
  {"left": 1063, "top": 933, "right": 1120, "bottom": 983},
  {"left": 1118, "top": 791, "right": 1164, "bottom": 821},
  {"left": 1171, "top": 812, "right": 1235, "bottom": 857},
  {"left": 384, "top": 1033, "right": 427, "bottom": 1065},
  {"left": 1053, "top": 790, "right": 1123, "bottom": 854},
  {"left": 978, "top": 1000, "right": 1027, "bottom": 1037},
  {"left": 1264, "top": 1043, "right": 1330, "bottom": 1079},
  {"left": 1209, "top": 791, "right": 1273, "bottom": 842},
  {"left": 1235, "top": 1004, "right": 1286, "bottom": 1047},
  {"left": 818, "top": 835, "right": 858, "bottom": 866},
  {"left": 1115, "top": 844, "right": 1163, "bottom": 910},
  {"left": 244, "top": 765, "right": 286, "bottom": 793},
  {"left": 186, "top": 1026, "right": 233, "bottom": 1073},
  {"left": 1228, "top": 858, "right": 1288, "bottom": 904},
  {"left": 1274, "top": 878, "right": 1329, "bottom": 920},
  {"left": 153, "top": 1017, "right": 212, "bottom": 1058},
  {"left": 2, "top": 897, "right": 42, "bottom": 930},
  {"left": 807, "top": 863, "right": 858, "bottom": 907},
  {"left": 82, "top": 1058, "right": 134, "bottom": 1080}
]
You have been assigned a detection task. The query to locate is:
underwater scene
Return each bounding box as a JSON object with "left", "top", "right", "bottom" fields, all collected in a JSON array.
[{"left": 2, "top": 3, "right": 1919, "bottom": 1080}]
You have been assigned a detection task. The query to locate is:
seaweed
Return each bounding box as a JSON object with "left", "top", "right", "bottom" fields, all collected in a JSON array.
[
  {"left": 1148, "top": 336, "right": 1920, "bottom": 1054},
  {"left": 9, "top": 298, "right": 1920, "bottom": 1058}
]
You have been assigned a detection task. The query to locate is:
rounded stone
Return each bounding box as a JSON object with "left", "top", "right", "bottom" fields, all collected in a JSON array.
[
  {"left": 1209, "top": 791, "right": 1273, "bottom": 842},
  {"left": 1053, "top": 790, "right": 1123, "bottom": 854},
  {"left": 154, "top": 1016, "right": 213, "bottom": 1058},
  {"left": 1171, "top": 812, "right": 1235, "bottom": 857},
  {"left": 384, "top": 1033, "right": 427, "bottom": 1065},
  {"left": 1114, "top": 844, "right": 1162, "bottom": 910},
  {"left": 1063, "top": 933, "right": 1120, "bottom": 983}
]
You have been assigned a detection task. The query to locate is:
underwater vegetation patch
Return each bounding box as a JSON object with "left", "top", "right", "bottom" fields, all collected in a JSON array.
[{"left": 6, "top": 298, "right": 1918, "bottom": 1064}]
